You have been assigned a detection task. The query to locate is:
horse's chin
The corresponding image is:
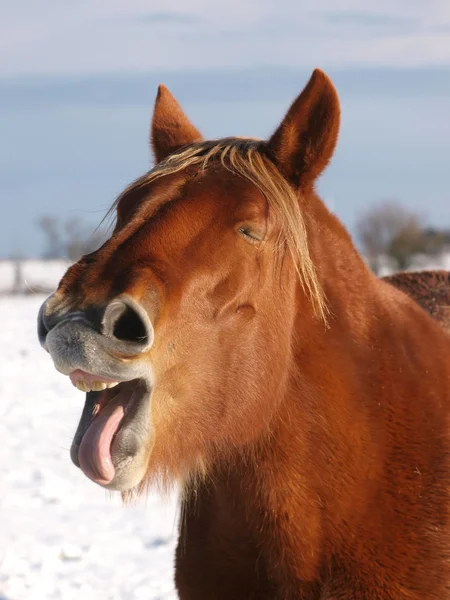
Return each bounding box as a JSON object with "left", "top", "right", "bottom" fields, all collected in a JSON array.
[{"left": 70, "top": 378, "right": 153, "bottom": 492}]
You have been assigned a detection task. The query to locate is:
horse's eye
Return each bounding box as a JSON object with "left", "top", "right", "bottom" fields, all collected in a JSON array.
[
  {"left": 238, "top": 226, "right": 262, "bottom": 243},
  {"left": 239, "top": 227, "right": 252, "bottom": 237}
]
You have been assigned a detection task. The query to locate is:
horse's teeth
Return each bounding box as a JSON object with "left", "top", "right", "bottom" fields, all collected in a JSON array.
[
  {"left": 71, "top": 379, "right": 120, "bottom": 393},
  {"left": 73, "top": 380, "right": 89, "bottom": 392},
  {"left": 91, "top": 381, "right": 108, "bottom": 392}
]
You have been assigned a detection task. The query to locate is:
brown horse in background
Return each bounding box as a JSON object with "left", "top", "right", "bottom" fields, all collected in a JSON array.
[
  {"left": 38, "top": 70, "right": 450, "bottom": 599},
  {"left": 384, "top": 270, "right": 450, "bottom": 330}
]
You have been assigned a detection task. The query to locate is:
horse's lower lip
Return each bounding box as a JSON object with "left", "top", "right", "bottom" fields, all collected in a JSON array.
[
  {"left": 78, "top": 392, "right": 127, "bottom": 484},
  {"left": 70, "top": 379, "right": 152, "bottom": 490}
]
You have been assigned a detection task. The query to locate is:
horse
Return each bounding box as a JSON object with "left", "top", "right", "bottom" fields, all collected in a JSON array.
[
  {"left": 383, "top": 270, "right": 450, "bottom": 330},
  {"left": 37, "top": 69, "right": 450, "bottom": 599}
]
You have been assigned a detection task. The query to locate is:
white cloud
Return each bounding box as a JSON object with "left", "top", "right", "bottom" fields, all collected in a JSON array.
[{"left": 1, "top": 0, "right": 450, "bottom": 77}]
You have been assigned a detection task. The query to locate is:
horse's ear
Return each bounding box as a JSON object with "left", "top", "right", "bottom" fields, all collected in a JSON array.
[
  {"left": 151, "top": 85, "right": 203, "bottom": 163},
  {"left": 267, "top": 69, "right": 340, "bottom": 188}
]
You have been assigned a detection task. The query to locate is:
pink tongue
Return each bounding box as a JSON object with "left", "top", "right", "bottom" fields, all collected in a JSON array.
[{"left": 78, "top": 395, "right": 125, "bottom": 485}]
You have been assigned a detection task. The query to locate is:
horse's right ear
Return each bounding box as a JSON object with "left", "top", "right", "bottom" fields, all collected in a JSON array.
[
  {"left": 267, "top": 69, "right": 340, "bottom": 188},
  {"left": 151, "top": 85, "right": 203, "bottom": 164}
]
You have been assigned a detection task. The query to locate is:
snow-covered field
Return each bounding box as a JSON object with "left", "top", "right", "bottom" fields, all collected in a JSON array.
[
  {"left": 0, "top": 296, "right": 180, "bottom": 600},
  {"left": 0, "top": 261, "right": 70, "bottom": 295}
]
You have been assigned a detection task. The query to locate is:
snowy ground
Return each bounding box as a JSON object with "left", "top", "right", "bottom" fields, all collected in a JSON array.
[
  {"left": 0, "top": 296, "right": 180, "bottom": 600},
  {"left": 0, "top": 261, "right": 70, "bottom": 295}
]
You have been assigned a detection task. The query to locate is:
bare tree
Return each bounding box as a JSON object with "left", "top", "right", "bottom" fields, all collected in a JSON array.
[
  {"left": 419, "top": 227, "right": 449, "bottom": 256},
  {"left": 64, "top": 216, "right": 106, "bottom": 261},
  {"left": 12, "top": 260, "right": 24, "bottom": 294},
  {"left": 356, "top": 201, "right": 426, "bottom": 274},
  {"left": 9, "top": 242, "right": 25, "bottom": 294},
  {"left": 38, "top": 216, "right": 63, "bottom": 259},
  {"left": 37, "top": 215, "right": 107, "bottom": 262}
]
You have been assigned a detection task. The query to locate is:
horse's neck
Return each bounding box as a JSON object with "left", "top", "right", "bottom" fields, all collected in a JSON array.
[
  {"left": 182, "top": 444, "right": 331, "bottom": 594},
  {"left": 191, "top": 272, "right": 388, "bottom": 586},
  {"left": 180, "top": 210, "right": 450, "bottom": 594}
]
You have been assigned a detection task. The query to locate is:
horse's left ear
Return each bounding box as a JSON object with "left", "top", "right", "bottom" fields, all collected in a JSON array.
[
  {"left": 267, "top": 69, "right": 340, "bottom": 188},
  {"left": 151, "top": 85, "right": 203, "bottom": 163}
]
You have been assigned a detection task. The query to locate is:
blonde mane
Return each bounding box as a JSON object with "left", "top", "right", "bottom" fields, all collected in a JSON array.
[{"left": 110, "top": 138, "right": 327, "bottom": 322}]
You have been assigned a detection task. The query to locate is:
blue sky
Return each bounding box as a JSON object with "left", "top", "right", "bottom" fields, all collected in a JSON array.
[{"left": 2, "top": 1, "right": 450, "bottom": 256}]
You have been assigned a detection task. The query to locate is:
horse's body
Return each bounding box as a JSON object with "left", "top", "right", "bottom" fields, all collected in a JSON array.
[
  {"left": 384, "top": 270, "right": 450, "bottom": 330},
  {"left": 38, "top": 70, "right": 450, "bottom": 598}
]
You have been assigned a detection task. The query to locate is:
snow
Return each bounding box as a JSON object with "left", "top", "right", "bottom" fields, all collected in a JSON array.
[
  {"left": 0, "top": 260, "right": 70, "bottom": 294},
  {"left": 0, "top": 296, "right": 180, "bottom": 600}
]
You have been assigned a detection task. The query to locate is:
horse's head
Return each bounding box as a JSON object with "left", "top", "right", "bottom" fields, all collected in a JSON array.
[{"left": 37, "top": 69, "right": 340, "bottom": 493}]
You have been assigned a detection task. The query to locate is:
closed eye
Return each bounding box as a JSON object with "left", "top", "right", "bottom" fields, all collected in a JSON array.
[{"left": 238, "top": 226, "right": 263, "bottom": 243}]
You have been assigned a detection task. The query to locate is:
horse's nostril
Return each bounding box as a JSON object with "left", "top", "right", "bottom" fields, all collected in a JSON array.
[
  {"left": 103, "top": 297, "right": 153, "bottom": 347},
  {"left": 113, "top": 305, "right": 148, "bottom": 343}
]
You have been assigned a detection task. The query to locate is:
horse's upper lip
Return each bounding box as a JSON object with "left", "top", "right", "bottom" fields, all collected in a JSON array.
[
  {"left": 45, "top": 318, "right": 149, "bottom": 381},
  {"left": 69, "top": 369, "right": 121, "bottom": 392}
]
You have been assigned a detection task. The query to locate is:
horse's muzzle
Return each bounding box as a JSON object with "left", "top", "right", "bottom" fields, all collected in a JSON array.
[
  {"left": 37, "top": 293, "right": 155, "bottom": 491},
  {"left": 37, "top": 293, "right": 154, "bottom": 380}
]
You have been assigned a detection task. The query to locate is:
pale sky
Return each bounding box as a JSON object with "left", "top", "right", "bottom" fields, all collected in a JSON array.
[
  {"left": 2, "top": 1, "right": 450, "bottom": 256},
  {"left": 3, "top": 0, "right": 450, "bottom": 75}
]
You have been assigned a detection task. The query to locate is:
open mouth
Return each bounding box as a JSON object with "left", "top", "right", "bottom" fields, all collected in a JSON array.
[{"left": 69, "top": 369, "right": 151, "bottom": 489}]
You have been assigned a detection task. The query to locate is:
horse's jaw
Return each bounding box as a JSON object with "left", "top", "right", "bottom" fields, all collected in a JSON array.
[
  {"left": 40, "top": 304, "right": 155, "bottom": 492},
  {"left": 70, "top": 377, "right": 153, "bottom": 492}
]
